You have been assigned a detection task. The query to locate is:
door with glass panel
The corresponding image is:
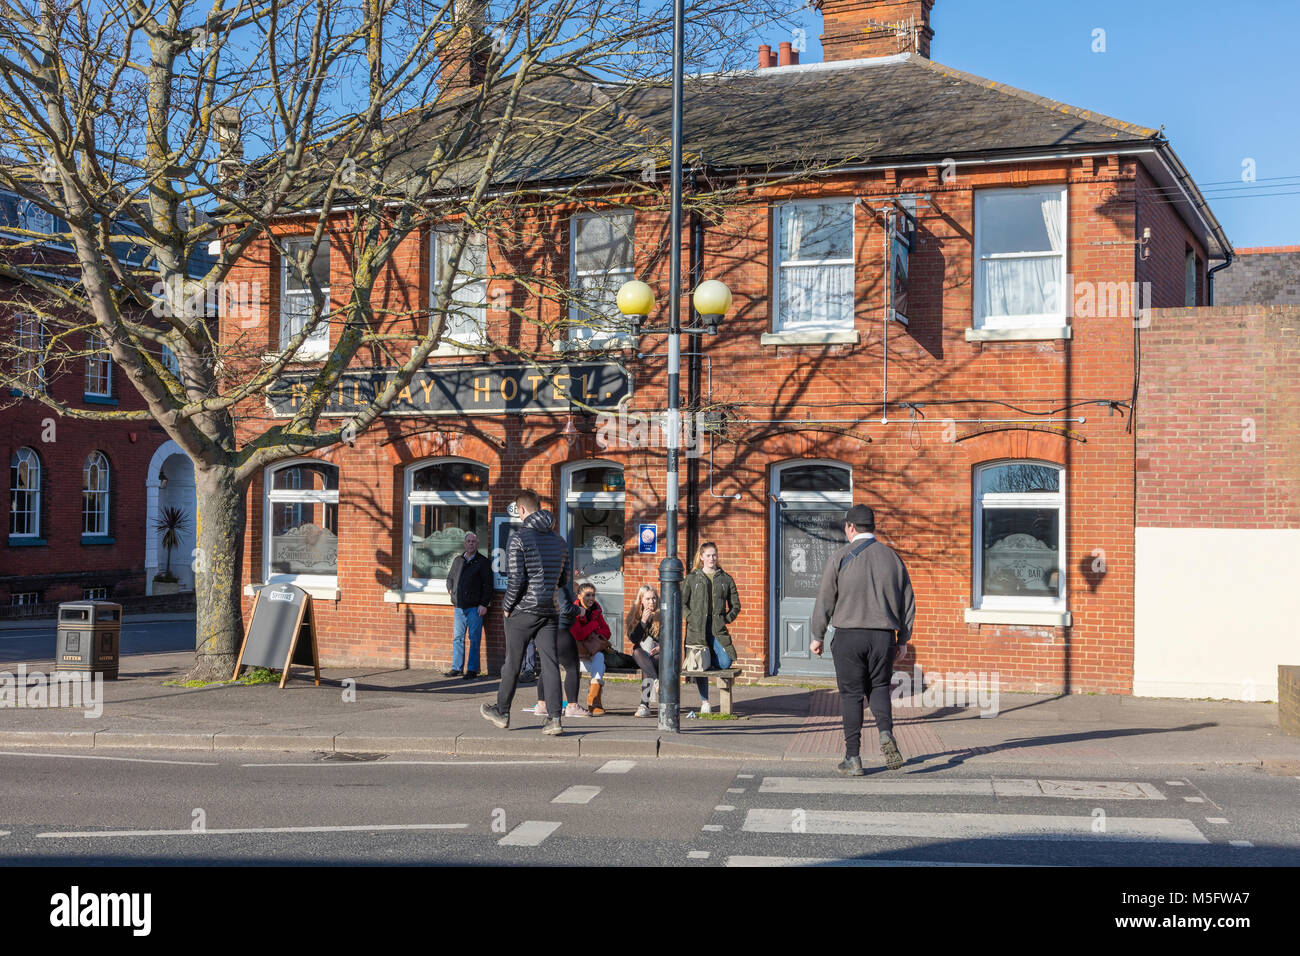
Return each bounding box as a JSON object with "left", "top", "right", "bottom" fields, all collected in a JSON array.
[
  {"left": 771, "top": 461, "right": 851, "bottom": 677},
  {"left": 561, "top": 463, "right": 625, "bottom": 649}
]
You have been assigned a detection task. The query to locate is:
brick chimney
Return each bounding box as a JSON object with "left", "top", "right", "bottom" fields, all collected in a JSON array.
[
  {"left": 816, "top": 0, "right": 935, "bottom": 61},
  {"left": 439, "top": 0, "right": 491, "bottom": 96}
]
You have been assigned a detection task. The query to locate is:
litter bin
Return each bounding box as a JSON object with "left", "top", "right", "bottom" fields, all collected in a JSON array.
[{"left": 56, "top": 601, "right": 121, "bottom": 680}]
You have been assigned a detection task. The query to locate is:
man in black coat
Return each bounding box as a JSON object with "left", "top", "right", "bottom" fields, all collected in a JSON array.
[
  {"left": 480, "top": 490, "right": 575, "bottom": 736},
  {"left": 444, "top": 532, "right": 492, "bottom": 678}
]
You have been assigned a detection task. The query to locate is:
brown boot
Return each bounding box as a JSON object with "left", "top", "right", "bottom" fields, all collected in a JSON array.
[{"left": 587, "top": 681, "right": 605, "bottom": 716}]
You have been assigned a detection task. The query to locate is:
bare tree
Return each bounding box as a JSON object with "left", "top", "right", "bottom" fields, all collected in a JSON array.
[{"left": 0, "top": 0, "right": 798, "bottom": 679}]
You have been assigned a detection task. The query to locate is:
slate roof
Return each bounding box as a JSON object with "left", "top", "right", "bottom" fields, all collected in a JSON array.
[{"left": 1213, "top": 249, "right": 1300, "bottom": 306}]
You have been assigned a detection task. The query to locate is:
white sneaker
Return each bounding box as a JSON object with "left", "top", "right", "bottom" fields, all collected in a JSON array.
[
  {"left": 700, "top": 700, "right": 712, "bottom": 714},
  {"left": 649, "top": 679, "right": 659, "bottom": 707},
  {"left": 532, "top": 702, "right": 547, "bottom": 716},
  {"left": 564, "top": 703, "right": 591, "bottom": 718},
  {"left": 634, "top": 704, "right": 650, "bottom": 718}
]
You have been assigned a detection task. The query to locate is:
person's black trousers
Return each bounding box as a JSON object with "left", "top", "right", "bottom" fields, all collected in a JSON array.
[
  {"left": 830, "top": 627, "right": 897, "bottom": 757},
  {"left": 499, "top": 611, "right": 565, "bottom": 720},
  {"left": 536, "top": 629, "right": 579, "bottom": 707}
]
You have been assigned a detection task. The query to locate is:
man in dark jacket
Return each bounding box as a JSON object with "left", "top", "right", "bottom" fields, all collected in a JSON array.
[
  {"left": 481, "top": 490, "right": 575, "bottom": 736},
  {"left": 444, "top": 532, "right": 492, "bottom": 679},
  {"left": 811, "top": 504, "right": 916, "bottom": 776}
]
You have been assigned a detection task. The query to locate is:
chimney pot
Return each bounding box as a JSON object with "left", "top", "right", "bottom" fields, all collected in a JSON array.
[
  {"left": 778, "top": 41, "right": 793, "bottom": 66},
  {"left": 758, "top": 44, "right": 772, "bottom": 69}
]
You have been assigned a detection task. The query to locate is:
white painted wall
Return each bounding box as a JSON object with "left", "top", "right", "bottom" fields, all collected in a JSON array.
[{"left": 1134, "top": 527, "right": 1300, "bottom": 701}]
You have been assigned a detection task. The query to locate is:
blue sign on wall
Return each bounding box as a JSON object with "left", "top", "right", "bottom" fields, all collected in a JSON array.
[{"left": 638, "top": 523, "right": 658, "bottom": 555}]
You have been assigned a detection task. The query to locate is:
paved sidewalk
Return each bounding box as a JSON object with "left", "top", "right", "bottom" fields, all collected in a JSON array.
[{"left": 2, "top": 649, "right": 1298, "bottom": 770}]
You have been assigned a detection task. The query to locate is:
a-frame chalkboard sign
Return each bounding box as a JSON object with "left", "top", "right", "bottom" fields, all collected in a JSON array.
[{"left": 232, "top": 583, "right": 321, "bottom": 688}]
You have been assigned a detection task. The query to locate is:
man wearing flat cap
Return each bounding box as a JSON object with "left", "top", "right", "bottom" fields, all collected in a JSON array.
[{"left": 810, "top": 504, "right": 916, "bottom": 776}]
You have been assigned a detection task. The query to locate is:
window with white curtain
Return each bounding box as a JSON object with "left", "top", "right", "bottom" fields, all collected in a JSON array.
[
  {"left": 974, "top": 186, "right": 1067, "bottom": 327},
  {"left": 9, "top": 447, "right": 41, "bottom": 538},
  {"left": 431, "top": 228, "right": 487, "bottom": 347},
  {"left": 569, "top": 210, "right": 634, "bottom": 342},
  {"left": 774, "top": 199, "right": 855, "bottom": 332},
  {"left": 264, "top": 461, "right": 339, "bottom": 585},
  {"left": 82, "top": 451, "right": 110, "bottom": 537},
  {"left": 403, "top": 459, "right": 490, "bottom": 593},
  {"left": 280, "top": 237, "right": 331, "bottom": 354},
  {"left": 973, "top": 461, "right": 1066, "bottom": 610},
  {"left": 85, "top": 331, "right": 112, "bottom": 397}
]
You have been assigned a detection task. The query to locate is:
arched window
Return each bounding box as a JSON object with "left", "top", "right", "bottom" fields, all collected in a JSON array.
[
  {"left": 973, "top": 460, "right": 1066, "bottom": 610},
  {"left": 82, "top": 451, "right": 110, "bottom": 536},
  {"left": 9, "top": 447, "right": 41, "bottom": 538},
  {"left": 403, "top": 459, "right": 489, "bottom": 594},
  {"left": 264, "top": 460, "right": 339, "bottom": 585}
]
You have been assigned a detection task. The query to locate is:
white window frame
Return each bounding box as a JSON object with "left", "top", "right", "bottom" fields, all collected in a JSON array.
[
  {"left": 9, "top": 446, "right": 41, "bottom": 538},
  {"left": 973, "top": 185, "right": 1068, "bottom": 330},
  {"left": 401, "top": 458, "right": 491, "bottom": 596},
  {"left": 568, "top": 210, "right": 635, "bottom": 345},
  {"left": 972, "top": 460, "right": 1066, "bottom": 613},
  {"left": 83, "top": 587, "right": 108, "bottom": 601},
  {"left": 262, "top": 458, "right": 340, "bottom": 590},
  {"left": 18, "top": 198, "right": 54, "bottom": 234},
  {"left": 11, "top": 592, "right": 40, "bottom": 606},
  {"left": 14, "top": 312, "right": 46, "bottom": 393},
  {"left": 772, "top": 198, "right": 856, "bottom": 334},
  {"left": 82, "top": 451, "right": 110, "bottom": 537},
  {"left": 279, "top": 237, "right": 331, "bottom": 356},
  {"left": 85, "top": 330, "right": 112, "bottom": 398},
  {"left": 430, "top": 227, "right": 488, "bottom": 353}
]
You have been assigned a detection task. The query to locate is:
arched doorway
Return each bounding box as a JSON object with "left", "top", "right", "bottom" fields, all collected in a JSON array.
[
  {"left": 770, "top": 460, "right": 852, "bottom": 677},
  {"left": 559, "top": 461, "right": 625, "bottom": 649},
  {"left": 144, "top": 441, "right": 198, "bottom": 594}
]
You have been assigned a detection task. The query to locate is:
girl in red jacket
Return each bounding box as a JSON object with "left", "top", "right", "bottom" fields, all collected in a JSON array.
[{"left": 571, "top": 583, "right": 613, "bottom": 715}]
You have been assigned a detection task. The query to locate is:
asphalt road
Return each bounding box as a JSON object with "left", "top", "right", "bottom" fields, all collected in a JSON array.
[
  {"left": 0, "top": 619, "right": 194, "bottom": 666},
  {"left": 0, "top": 749, "right": 1296, "bottom": 866}
]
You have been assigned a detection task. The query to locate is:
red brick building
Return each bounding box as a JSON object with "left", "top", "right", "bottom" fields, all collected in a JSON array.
[
  {"left": 0, "top": 196, "right": 200, "bottom": 613},
  {"left": 226, "top": 0, "right": 1231, "bottom": 692}
]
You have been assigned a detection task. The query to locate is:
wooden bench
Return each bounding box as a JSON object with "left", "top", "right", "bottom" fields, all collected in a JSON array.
[{"left": 680, "top": 667, "right": 742, "bottom": 715}]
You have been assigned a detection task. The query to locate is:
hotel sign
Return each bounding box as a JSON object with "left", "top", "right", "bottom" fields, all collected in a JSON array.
[{"left": 267, "top": 362, "right": 632, "bottom": 417}]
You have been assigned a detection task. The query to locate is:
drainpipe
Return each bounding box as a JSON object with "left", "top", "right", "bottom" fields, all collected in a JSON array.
[
  {"left": 1207, "top": 250, "right": 1234, "bottom": 306},
  {"left": 686, "top": 170, "right": 703, "bottom": 562}
]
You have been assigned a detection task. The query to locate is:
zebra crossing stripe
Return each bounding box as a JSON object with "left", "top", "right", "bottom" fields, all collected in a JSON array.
[
  {"left": 742, "top": 809, "right": 1208, "bottom": 843},
  {"left": 498, "top": 821, "right": 561, "bottom": 846},
  {"left": 758, "top": 777, "right": 1165, "bottom": 799}
]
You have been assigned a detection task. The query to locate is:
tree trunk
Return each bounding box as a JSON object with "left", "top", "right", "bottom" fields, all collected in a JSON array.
[{"left": 187, "top": 465, "right": 249, "bottom": 682}]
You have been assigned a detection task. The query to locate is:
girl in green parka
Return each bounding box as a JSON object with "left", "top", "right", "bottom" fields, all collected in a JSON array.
[{"left": 681, "top": 541, "right": 741, "bottom": 713}]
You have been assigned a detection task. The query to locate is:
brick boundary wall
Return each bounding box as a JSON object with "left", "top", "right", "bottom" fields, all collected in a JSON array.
[{"left": 1280, "top": 666, "right": 1300, "bottom": 737}]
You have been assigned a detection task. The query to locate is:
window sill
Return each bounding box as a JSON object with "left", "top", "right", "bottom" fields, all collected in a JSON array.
[
  {"left": 760, "top": 330, "right": 860, "bottom": 347},
  {"left": 244, "top": 582, "right": 340, "bottom": 601},
  {"left": 553, "top": 334, "right": 636, "bottom": 353},
  {"left": 964, "top": 608, "right": 1072, "bottom": 627},
  {"left": 7, "top": 537, "right": 46, "bottom": 547},
  {"left": 260, "top": 351, "right": 330, "bottom": 364},
  {"left": 384, "top": 590, "right": 453, "bottom": 606},
  {"left": 83, "top": 394, "right": 118, "bottom": 406},
  {"left": 965, "top": 326, "right": 1072, "bottom": 342},
  {"left": 81, "top": 535, "right": 116, "bottom": 546},
  {"left": 429, "top": 342, "right": 487, "bottom": 357}
]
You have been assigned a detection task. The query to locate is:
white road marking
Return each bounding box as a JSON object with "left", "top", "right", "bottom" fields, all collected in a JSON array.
[
  {"left": 726, "top": 856, "right": 1044, "bottom": 868},
  {"left": 1230, "top": 840, "right": 1254, "bottom": 848},
  {"left": 726, "top": 787, "right": 745, "bottom": 793},
  {"left": 759, "top": 777, "right": 1163, "bottom": 799},
  {"left": 38, "top": 823, "right": 466, "bottom": 839},
  {"left": 0, "top": 751, "right": 217, "bottom": 767},
  {"left": 736, "top": 774, "right": 754, "bottom": 779},
  {"left": 702, "top": 824, "right": 724, "bottom": 832},
  {"left": 687, "top": 850, "right": 710, "bottom": 860},
  {"left": 1205, "top": 817, "right": 1229, "bottom": 825},
  {"left": 240, "top": 760, "right": 563, "bottom": 767},
  {"left": 714, "top": 805, "right": 736, "bottom": 812},
  {"left": 552, "top": 785, "right": 602, "bottom": 805},
  {"left": 1183, "top": 796, "right": 1206, "bottom": 803},
  {"left": 1166, "top": 780, "right": 1186, "bottom": 786},
  {"left": 499, "top": 821, "right": 561, "bottom": 847},
  {"left": 596, "top": 760, "right": 636, "bottom": 774},
  {"left": 0, "top": 831, "right": 10, "bottom": 837},
  {"left": 742, "top": 809, "right": 1209, "bottom": 844}
]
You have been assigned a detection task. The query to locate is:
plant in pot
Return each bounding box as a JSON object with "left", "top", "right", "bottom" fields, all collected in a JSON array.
[{"left": 153, "top": 505, "right": 190, "bottom": 595}]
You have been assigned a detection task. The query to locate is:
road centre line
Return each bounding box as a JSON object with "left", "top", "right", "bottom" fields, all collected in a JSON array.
[
  {"left": 726, "top": 856, "right": 1042, "bottom": 867},
  {"left": 0, "top": 751, "right": 217, "bottom": 767},
  {"left": 240, "top": 760, "right": 563, "bottom": 768},
  {"left": 498, "top": 821, "right": 561, "bottom": 846},
  {"left": 759, "top": 777, "right": 1165, "bottom": 799},
  {"left": 37, "top": 823, "right": 467, "bottom": 839}
]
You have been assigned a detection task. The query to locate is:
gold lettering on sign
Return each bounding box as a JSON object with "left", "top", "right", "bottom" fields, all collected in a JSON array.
[
  {"left": 527, "top": 373, "right": 544, "bottom": 398},
  {"left": 500, "top": 376, "right": 518, "bottom": 402},
  {"left": 290, "top": 383, "right": 307, "bottom": 408},
  {"left": 474, "top": 376, "right": 491, "bottom": 402},
  {"left": 552, "top": 375, "right": 567, "bottom": 400},
  {"left": 419, "top": 378, "right": 435, "bottom": 404},
  {"left": 353, "top": 379, "right": 362, "bottom": 404},
  {"left": 398, "top": 385, "right": 413, "bottom": 405}
]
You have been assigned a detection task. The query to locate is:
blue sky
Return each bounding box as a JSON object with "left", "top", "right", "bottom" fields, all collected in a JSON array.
[{"left": 781, "top": 0, "right": 1300, "bottom": 248}]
